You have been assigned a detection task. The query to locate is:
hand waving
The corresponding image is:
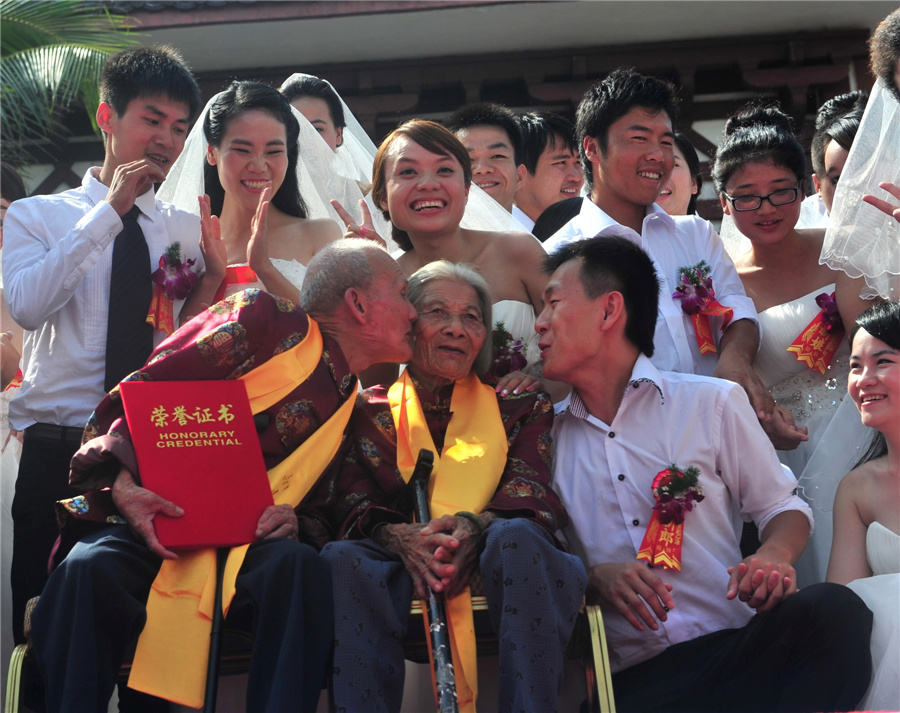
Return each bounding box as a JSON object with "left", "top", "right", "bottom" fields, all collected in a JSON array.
[{"left": 331, "top": 198, "right": 386, "bottom": 248}]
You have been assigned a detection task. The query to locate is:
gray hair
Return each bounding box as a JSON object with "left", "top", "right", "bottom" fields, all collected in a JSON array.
[
  {"left": 300, "top": 239, "right": 391, "bottom": 318},
  {"left": 407, "top": 260, "right": 494, "bottom": 376}
]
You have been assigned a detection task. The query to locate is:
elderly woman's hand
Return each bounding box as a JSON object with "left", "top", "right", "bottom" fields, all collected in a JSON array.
[
  {"left": 423, "top": 512, "right": 495, "bottom": 598},
  {"left": 375, "top": 521, "right": 459, "bottom": 599}
]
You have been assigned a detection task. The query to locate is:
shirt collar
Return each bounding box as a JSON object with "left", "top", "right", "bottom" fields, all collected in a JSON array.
[
  {"left": 84, "top": 167, "right": 159, "bottom": 223},
  {"left": 578, "top": 197, "right": 675, "bottom": 238},
  {"left": 566, "top": 354, "right": 665, "bottom": 423}
]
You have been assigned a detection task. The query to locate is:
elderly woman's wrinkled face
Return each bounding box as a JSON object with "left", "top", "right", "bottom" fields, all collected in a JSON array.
[{"left": 412, "top": 278, "right": 487, "bottom": 387}]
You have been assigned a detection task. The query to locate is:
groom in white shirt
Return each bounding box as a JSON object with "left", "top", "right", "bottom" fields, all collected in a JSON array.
[
  {"left": 2, "top": 46, "right": 202, "bottom": 664},
  {"left": 540, "top": 235, "right": 872, "bottom": 713}
]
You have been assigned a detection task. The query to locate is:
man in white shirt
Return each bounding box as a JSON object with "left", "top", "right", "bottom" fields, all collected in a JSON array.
[
  {"left": 540, "top": 235, "right": 873, "bottom": 713},
  {"left": 445, "top": 102, "right": 532, "bottom": 232},
  {"left": 2, "top": 46, "right": 202, "bottom": 652},
  {"left": 543, "top": 69, "right": 805, "bottom": 449},
  {"left": 515, "top": 111, "right": 584, "bottom": 233}
]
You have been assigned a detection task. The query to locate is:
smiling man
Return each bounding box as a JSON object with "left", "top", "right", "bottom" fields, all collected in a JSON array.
[
  {"left": 445, "top": 102, "right": 528, "bottom": 224},
  {"left": 543, "top": 69, "right": 793, "bottom": 448},
  {"left": 2, "top": 46, "right": 203, "bottom": 654},
  {"left": 515, "top": 111, "right": 584, "bottom": 232}
]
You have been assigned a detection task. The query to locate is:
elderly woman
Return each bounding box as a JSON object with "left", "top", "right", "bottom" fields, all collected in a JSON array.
[{"left": 321, "top": 260, "right": 586, "bottom": 713}]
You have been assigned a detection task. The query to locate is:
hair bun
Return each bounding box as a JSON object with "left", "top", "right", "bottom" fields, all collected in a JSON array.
[{"left": 724, "top": 105, "right": 793, "bottom": 137}]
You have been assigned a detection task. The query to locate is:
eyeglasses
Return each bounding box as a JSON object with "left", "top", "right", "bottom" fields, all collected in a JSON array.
[{"left": 722, "top": 185, "right": 802, "bottom": 212}]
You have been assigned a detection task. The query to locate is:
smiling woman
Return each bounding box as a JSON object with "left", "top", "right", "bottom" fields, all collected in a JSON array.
[
  {"left": 163, "top": 81, "right": 342, "bottom": 319},
  {"left": 370, "top": 120, "right": 551, "bottom": 374}
]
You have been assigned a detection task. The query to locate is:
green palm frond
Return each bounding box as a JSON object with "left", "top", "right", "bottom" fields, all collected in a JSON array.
[
  {"left": 0, "top": 0, "right": 141, "bottom": 168},
  {"left": 1, "top": 0, "right": 135, "bottom": 56}
]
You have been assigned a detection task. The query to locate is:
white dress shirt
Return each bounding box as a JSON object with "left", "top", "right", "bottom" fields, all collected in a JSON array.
[
  {"left": 552, "top": 355, "right": 812, "bottom": 673},
  {"left": 511, "top": 205, "right": 536, "bottom": 233},
  {"left": 3, "top": 168, "right": 201, "bottom": 429},
  {"left": 543, "top": 199, "right": 759, "bottom": 376}
]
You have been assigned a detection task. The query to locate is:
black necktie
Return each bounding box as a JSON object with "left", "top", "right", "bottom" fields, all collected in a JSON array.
[{"left": 104, "top": 205, "right": 154, "bottom": 392}]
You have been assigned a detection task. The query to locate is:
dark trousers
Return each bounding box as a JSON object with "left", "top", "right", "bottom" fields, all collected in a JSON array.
[
  {"left": 11, "top": 432, "right": 81, "bottom": 643},
  {"left": 612, "top": 582, "right": 873, "bottom": 713},
  {"left": 31, "top": 525, "right": 334, "bottom": 713}
]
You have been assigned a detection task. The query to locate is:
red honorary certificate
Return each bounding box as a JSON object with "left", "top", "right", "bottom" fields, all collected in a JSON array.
[{"left": 120, "top": 380, "right": 274, "bottom": 549}]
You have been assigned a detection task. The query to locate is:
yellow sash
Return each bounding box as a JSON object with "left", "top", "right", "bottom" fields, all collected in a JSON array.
[
  {"left": 129, "top": 318, "right": 357, "bottom": 708},
  {"left": 388, "top": 370, "right": 508, "bottom": 713}
]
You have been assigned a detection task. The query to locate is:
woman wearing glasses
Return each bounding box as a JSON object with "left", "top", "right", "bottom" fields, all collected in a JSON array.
[{"left": 713, "top": 104, "right": 871, "bottom": 585}]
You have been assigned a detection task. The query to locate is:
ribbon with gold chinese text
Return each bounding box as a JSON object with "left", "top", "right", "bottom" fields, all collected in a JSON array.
[
  {"left": 389, "top": 370, "right": 508, "bottom": 713},
  {"left": 690, "top": 301, "right": 733, "bottom": 355},
  {"left": 128, "top": 316, "right": 357, "bottom": 707},
  {"left": 146, "top": 245, "right": 199, "bottom": 336},
  {"left": 637, "top": 465, "right": 704, "bottom": 572},
  {"left": 786, "top": 292, "right": 844, "bottom": 375}
]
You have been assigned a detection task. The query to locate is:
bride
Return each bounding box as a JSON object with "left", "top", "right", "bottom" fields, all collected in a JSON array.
[
  {"left": 827, "top": 301, "right": 899, "bottom": 712},
  {"left": 713, "top": 105, "right": 872, "bottom": 584},
  {"left": 159, "top": 80, "right": 344, "bottom": 316}
]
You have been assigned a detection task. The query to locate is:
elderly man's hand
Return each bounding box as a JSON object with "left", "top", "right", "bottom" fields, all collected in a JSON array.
[
  {"left": 587, "top": 562, "right": 675, "bottom": 632},
  {"left": 255, "top": 504, "right": 299, "bottom": 541},
  {"left": 376, "top": 521, "right": 459, "bottom": 600},
  {"left": 111, "top": 467, "right": 183, "bottom": 561}
]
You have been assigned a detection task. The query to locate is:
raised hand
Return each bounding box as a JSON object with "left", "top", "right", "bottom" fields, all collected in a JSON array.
[
  {"left": 198, "top": 194, "right": 227, "bottom": 283},
  {"left": 247, "top": 182, "right": 274, "bottom": 272},
  {"left": 331, "top": 198, "right": 387, "bottom": 248},
  {"left": 862, "top": 181, "right": 900, "bottom": 223},
  {"left": 105, "top": 159, "right": 168, "bottom": 216}
]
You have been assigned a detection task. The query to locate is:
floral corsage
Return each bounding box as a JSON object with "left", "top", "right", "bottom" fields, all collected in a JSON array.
[
  {"left": 146, "top": 242, "right": 198, "bottom": 335},
  {"left": 636, "top": 464, "right": 704, "bottom": 571},
  {"left": 672, "top": 261, "right": 733, "bottom": 355},
  {"left": 488, "top": 321, "right": 528, "bottom": 381},
  {"left": 786, "top": 292, "right": 844, "bottom": 375}
]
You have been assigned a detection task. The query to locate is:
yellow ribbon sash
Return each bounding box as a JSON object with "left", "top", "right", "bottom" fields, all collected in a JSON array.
[
  {"left": 129, "top": 317, "right": 357, "bottom": 708},
  {"left": 388, "top": 370, "right": 508, "bottom": 713}
]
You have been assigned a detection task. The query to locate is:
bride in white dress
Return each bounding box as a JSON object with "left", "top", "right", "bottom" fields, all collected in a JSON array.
[
  {"left": 713, "top": 105, "right": 872, "bottom": 584},
  {"left": 827, "top": 302, "right": 899, "bottom": 712},
  {"left": 159, "top": 81, "right": 350, "bottom": 315}
]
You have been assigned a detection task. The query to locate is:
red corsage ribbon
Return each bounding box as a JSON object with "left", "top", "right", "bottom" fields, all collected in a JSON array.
[
  {"left": 487, "top": 321, "right": 528, "bottom": 382},
  {"left": 4, "top": 368, "right": 23, "bottom": 391},
  {"left": 146, "top": 243, "right": 198, "bottom": 336},
  {"left": 636, "top": 465, "right": 704, "bottom": 572},
  {"left": 786, "top": 292, "right": 844, "bottom": 375},
  {"left": 213, "top": 265, "right": 259, "bottom": 304},
  {"left": 672, "top": 261, "right": 734, "bottom": 355}
]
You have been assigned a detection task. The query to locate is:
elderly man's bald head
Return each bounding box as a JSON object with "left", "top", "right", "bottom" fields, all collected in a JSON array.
[{"left": 300, "top": 239, "right": 396, "bottom": 318}]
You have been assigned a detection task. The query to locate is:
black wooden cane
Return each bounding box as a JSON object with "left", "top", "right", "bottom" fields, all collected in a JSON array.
[
  {"left": 410, "top": 448, "right": 459, "bottom": 713},
  {"left": 203, "top": 547, "right": 229, "bottom": 713}
]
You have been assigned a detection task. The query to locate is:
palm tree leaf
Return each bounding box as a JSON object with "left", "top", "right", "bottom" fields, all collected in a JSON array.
[{"left": 1, "top": 0, "right": 137, "bottom": 56}]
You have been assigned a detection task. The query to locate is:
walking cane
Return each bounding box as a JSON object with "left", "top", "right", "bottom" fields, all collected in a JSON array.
[
  {"left": 410, "top": 448, "right": 459, "bottom": 713},
  {"left": 203, "top": 547, "right": 229, "bottom": 713}
]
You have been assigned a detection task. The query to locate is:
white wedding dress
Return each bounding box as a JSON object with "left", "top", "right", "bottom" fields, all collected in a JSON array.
[
  {"left": 847, "top": 522, "right": 900, "bottom": 712},
  {"left": 755, "top": 286, "right": 870, "bottom": 586}
]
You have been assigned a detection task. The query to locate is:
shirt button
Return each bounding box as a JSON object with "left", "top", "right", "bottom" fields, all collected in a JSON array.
[
  {"left": 632, "top": 518, "right": 640, "bottom": 526},
  {"left": 618, "top": 474, "right": 625, "bottom": 481},
  {"left": 609, "top": 432, "right": 615, "bottom": 438}
]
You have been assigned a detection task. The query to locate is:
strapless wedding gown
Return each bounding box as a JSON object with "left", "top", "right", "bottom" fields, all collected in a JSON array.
[
  {"left": 755, "top": 286, "right": 870, "bottom": 586},
  {"left": 221, "top": 259, "right": 308, "bottom": 299},
  {"left": 847, "top": 522, "right": 900, "bottom": 712},
  {"left": 492, "top": 300, "right": 540, "bottom": 366}
]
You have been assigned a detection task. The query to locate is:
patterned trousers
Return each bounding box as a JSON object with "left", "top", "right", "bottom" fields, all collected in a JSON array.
[{"left": 322, "top": 518, "right": 587, "bottom": 713}]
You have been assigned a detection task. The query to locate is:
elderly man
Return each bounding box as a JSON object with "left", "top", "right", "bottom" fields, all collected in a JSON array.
[
  {"left": 323, "top": 260, "right": 586, "bottom": 713},
  {"left": 31, "top": 240, "right": 417, "bottom": 713},
  {"left": 538, "top": 235, "right": 873, "bottom": 713}
]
